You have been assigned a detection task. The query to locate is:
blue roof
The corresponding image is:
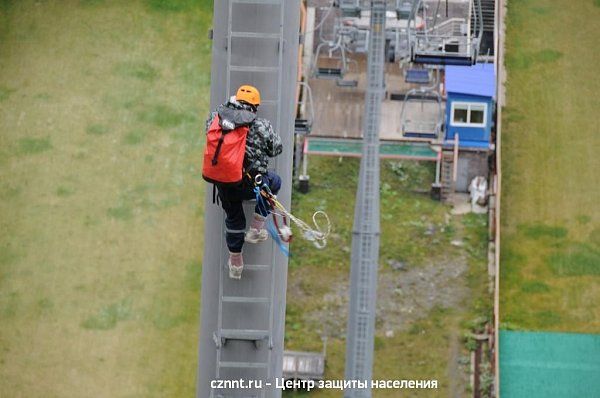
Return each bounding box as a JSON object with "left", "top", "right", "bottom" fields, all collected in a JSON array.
[{"left": 445, "top": 63, "right": 496, "bottom": 98}]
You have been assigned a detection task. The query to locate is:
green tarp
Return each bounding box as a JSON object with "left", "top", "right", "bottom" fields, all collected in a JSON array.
[
  {"left": 306, "top": 137, "right": 438, "bottom": 160},
  {"left": 500, "top": 330, "right": 600, "bottom": 398}
]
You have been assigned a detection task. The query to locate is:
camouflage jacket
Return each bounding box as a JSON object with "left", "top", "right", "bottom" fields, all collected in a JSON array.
[{"left": 206, "top": 99, "right": 283, "bottom": 175}]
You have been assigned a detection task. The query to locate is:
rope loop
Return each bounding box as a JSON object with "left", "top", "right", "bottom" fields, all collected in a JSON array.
[{"left": 251, "top": 174, "right": 331, "bottom": 249}]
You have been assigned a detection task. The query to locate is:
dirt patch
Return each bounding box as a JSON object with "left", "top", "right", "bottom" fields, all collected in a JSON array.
[{"left": 303, "top": 256, "right": 469, "bottom": 338}]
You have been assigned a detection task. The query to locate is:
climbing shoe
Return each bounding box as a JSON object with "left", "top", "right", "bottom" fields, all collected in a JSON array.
[
  {"left": 245, "top": 228, "right": 269, "bottom": 243},
  {"left": 228, "top": 252, "right": 243, "bottom": 280}
]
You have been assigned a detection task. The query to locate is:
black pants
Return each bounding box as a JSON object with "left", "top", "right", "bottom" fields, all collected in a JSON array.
[{"left": 217, "top": 171, "right": 282, "bottom": 253}]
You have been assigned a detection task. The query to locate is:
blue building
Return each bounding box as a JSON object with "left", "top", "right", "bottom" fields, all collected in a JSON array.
[{"left": 444, "top": 63, "right": 496, "bottom": 149}]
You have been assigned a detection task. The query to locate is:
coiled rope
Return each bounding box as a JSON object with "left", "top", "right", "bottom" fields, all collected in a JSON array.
[{"left": 253, "top": 174, "right": 331, "bottom": 250}]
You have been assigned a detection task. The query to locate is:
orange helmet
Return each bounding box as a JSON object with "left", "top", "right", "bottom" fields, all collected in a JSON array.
[{"left": 236, "top": 85, "right": 261, "bottom": 107}]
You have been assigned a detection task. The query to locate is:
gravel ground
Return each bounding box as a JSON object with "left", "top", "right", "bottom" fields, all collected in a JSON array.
[{"left": 303, "top": 255, "right": 469, "bottom": 338}]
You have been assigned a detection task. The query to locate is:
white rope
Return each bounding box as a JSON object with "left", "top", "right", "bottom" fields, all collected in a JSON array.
[
  {"left": 254, "top": 174, "right": 332, "bottom": 249},
  {"left": 271, "top": 206, "right": 331, "bottom": 249}
]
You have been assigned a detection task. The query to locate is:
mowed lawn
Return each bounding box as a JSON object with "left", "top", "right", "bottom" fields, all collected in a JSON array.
[
  {"left": 500, "top": 0, "right": 600, "bottom": 332},
  {"left": 0, "top": 1, "right": 211, "bottom": 396}
]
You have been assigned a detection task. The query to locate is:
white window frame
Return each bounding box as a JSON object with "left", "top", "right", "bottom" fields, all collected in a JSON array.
[{"left": 450, "top": 101, "right": 488, "bottom": 128}]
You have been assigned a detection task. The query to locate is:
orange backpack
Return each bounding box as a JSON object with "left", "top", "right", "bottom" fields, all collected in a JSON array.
[{"left": 202, "top": 115, "right": 249, "bottom": 185}]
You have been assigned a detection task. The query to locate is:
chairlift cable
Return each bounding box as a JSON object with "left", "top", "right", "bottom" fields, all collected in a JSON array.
[{"left": 304, "top": 0, "right": 336, "bottom": 35}]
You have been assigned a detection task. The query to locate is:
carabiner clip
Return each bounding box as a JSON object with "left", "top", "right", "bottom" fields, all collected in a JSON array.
[{"left": 254, "top": 174, "right": 263, "bottom": 186}]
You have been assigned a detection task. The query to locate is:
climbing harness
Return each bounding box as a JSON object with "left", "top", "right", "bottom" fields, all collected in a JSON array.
[{"left": 252, "top": 174, "right": 331, "bottom": 251}]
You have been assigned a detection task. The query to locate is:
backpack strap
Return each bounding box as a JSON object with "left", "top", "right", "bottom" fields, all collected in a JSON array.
[
  {"left": 212, "top": 184, "right": 220, "bottom": 206},
  {"left": 211, "top": 132, "right": 226, "bottom": 166}
]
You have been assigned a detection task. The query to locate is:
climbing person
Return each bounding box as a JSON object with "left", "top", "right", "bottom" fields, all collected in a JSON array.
[{"left": 202, "top": 85, "right": 283, "bottom": 280}]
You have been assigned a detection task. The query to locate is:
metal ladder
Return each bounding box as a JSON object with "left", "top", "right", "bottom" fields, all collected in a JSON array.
[
  {"left": 440, "top": 149, "right": 455, "bottom": 201},
  {"left": 213, "top": 1, "right": 285, "bottom": 396},
  {"left": 225, "top": 0, "right": 285, "bottom": 132},
  {"left": 344, "top": 1, "right": 386, "bottom": 397}
]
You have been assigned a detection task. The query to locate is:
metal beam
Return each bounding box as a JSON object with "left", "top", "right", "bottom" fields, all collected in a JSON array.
[{"left": 344, "top": 1, "right": 386, "bottom": 397}]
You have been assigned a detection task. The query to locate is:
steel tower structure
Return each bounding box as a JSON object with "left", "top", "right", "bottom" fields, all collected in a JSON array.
[
  {"left": 196, "top": 1, "right": 300, "bottom": 397},
  {"left": 343, "top": 1, "right": 386, "bottom": 397}
]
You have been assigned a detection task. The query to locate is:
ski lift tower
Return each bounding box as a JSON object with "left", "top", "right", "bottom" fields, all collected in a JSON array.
[
  {"left": 344, "top": 1, "right": 386, "bottom": 397},
  {"left": 197, "top": 1, "right": 300, "bottom": 397}
]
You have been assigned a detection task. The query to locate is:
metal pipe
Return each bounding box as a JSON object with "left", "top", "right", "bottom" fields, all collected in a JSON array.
[
  {"left": 453, "top": 133, "right": 459, "bottom": 182},
  {"left": 296, "top": 1, "right": 307, "bottom": 106},
  {"left": 302, "top": 137, "right": 309, "bottom": 177},
  {"left": 435, "top": 149, "right": 441, "bottom": 185}
]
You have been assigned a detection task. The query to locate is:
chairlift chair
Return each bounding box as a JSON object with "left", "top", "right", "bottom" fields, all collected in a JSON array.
[
  {"left": 387, "top": 26, "right": 411, "bottom": 63},
  {"left": 294, "top": 81, "right": 315, "bottom": 182},
  {"left": 408, "top": 0, "right": 483, "bottom": 66},
  {"left": 312, "top": 18, "right": 359, "bottom": 87},
  {"left": 405, "top": 68, "right": 430, "bottom": 84},
  {"left": 338, "top": 0, "right": 362, "bottom": 17},
  {"left": 337, "top": 3, "right": 413, "bottom": 63},
  {"left": 294, "top": 81, "right": 315, "bottom": 136},
  {"left": 399, "top": 87, "right": 443, "bottom": 140},
  {"left": 340, "top": 0, "right": 417, "bottom": 17},
  {"left": 396, "top": 0, "right": 415, "bottom": 19}
]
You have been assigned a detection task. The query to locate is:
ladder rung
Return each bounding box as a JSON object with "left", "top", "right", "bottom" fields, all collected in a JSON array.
[
  {"left": 230, "top": 32, "right": 281, "bottom": 39},
  {"left": 222, "top": 296, "right": 270, "bottom": 304},
  {"left": 336, "top": 79, "right": 358, "bottom": 88},
  {"left": 230, "top": 65, "right": 280, "bottom": 73},
  {"left": 232, "top": 0, "right": 280, "bottom": 4},
  {"left": 295, "top": 119, "right": 311, "bottom": 133},
  {"left": 316, "top": 68, "right": 342, "bottom": 79},
  {"left": 219, "top": 329, "right": 269, "bottom": 341},
  {"left": 219, "top": 361, "right": 268, "bottom": 369},
  {"left": 243, "top": 264, "right": 271, "bottom": 271},
  {"left": 259, "top": 100, "right": 278, "bottom": 106}
]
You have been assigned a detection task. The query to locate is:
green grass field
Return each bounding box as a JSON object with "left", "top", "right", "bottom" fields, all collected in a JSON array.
[
  {"left": 0, "top": 1, "right": 211, "bottom": 396},
  {"left": 500, "top": 0, "right": 600, "bottom": 332}
]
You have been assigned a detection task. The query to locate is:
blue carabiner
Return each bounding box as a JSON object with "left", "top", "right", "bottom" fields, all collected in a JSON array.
[{"left": 254, "top": 186, "right": 271, "bottom": 216}]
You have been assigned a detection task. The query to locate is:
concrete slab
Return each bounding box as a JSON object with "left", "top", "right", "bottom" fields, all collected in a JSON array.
[
  {"left": 448, "top": 193, "right": 471, "bottom": 215},
  {"left": 309, "top": 54, "right": 444, "bottom": 141}
]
